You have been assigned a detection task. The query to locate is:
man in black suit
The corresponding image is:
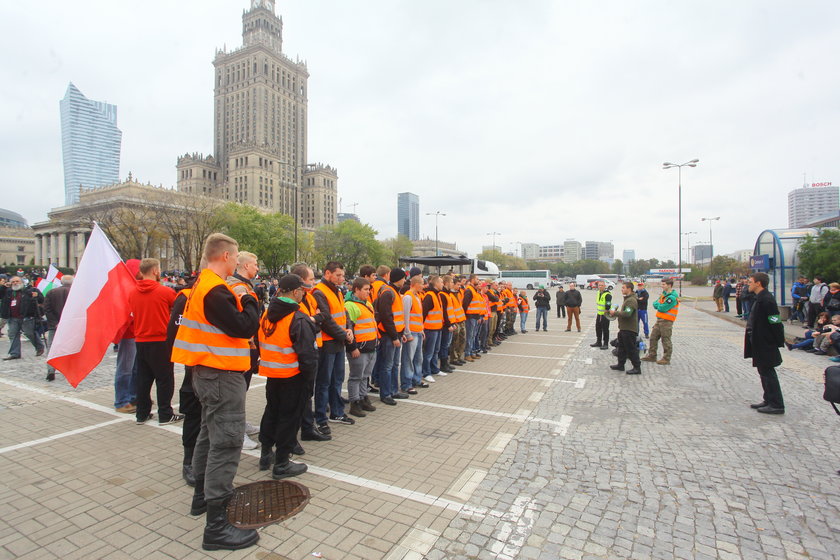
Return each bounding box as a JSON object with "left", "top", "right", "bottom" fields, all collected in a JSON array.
[{"left": 744, "top": 272, "right": 786, "bottom": 414}]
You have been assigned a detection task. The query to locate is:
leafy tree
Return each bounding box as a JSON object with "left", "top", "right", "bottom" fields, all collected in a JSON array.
[
  {"left": 476, "top": 249, "right": 526, "bottom": 270},
  {"left": 798, "top": 229, "right": 840, "bottom": 282},
  {"left": 213, "top": 203, "right": 295, "bottom": 278},
  {"left": 380, "top": 234, "right": 414, "bottom": 267},
  {"left": 314, "top": 220, "right": 384, "bottom": 275},
  {"left": 611, "top": 259, "right": 624, "bottom": 275}
]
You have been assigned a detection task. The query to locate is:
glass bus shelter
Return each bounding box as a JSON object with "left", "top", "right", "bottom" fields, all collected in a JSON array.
[{"left": 752, "top": 228, "right": 817, "bottom": 306}]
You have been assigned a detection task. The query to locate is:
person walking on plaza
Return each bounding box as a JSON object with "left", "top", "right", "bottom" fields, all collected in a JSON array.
[
  {"left": 641, "top": 278, "right": 679, "bottom": 365},
  {"left": 564, "top": 282, "right": 582, "bottom": 332},
  {"left": 609, "top": 282, "right": 641, "bottom": 375},
  {"left": 590, "top": 281, "right": 612, "bottom": 350},
  {"left": 43, "top": 275, "right": 73, "bottom": 381},
  {"left": 735, "top": 277, "right": 747, "bottom": 317},
  {"left": 635, "top": 281, "right": 650, "bottom": 338},
  {"left": 172, "top": 233, "right": 261, "bottom": 551},
  {"left": 375, "top": 267, "right": 407, "bottom": 403},
  {"left": 517, "top": 289, "right": 530, "bottom": 333},
  {"left": 555, "top": 285, "right": 566, "bottom": 319},
  {"left": 744, "top": 272, "right": 786, "bottom": 414},
  {"left": 722, "top": 278, "right": 734, "bottom": 313},
  {"left": 1, "top": 276, "right": 45, "bottom": 361},
  {"left": 344, "top": 278, "right": 378, "bottom": 416},
  {"left": 256, "top": 273, "right": 317, "bottom": 479},
  {"left": 713, "top": 280, "right": 724, "bottom": 312},
  {"left": 790, "top": 275, "right": 807, "bottom": 323},
  {"left": 532, "top": 285, "right": 551, "bottom": 332},
  {"left": 129, "top": 258, "right": 183, "bottom": 425}
]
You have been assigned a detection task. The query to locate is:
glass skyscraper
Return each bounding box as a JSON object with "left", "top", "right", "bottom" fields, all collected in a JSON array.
[
  {"left": 60, "top": 83, "right": 122, "bottom": 205},
  {"left": 397, "top": 192, "right": 420, "bottom": 241}
]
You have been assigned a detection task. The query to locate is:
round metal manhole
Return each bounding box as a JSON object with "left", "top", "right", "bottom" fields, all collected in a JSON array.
[{"left": 226, "top": 480, "right": 310, "bottom": 529}]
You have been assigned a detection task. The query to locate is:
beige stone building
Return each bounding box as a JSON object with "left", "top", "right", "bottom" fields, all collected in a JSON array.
[
  {"left": 0, "top": 226, "right": 35, "bottom": 268},
  {"left": 177, "top": 0, "right": 337, "bottom": 230}
]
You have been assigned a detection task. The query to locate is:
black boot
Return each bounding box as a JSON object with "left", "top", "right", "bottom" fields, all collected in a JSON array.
[
  {"left": 182, "top": 464, "right": 196, "bottom": 487},
  {"left": 190, "top": 478, "right": 207, "bottom": 516},
  {"left": 440, "top": 358, "right": 454, "bottom": 373},
  {"left": 202, "top": 498, "right": 259, "bottom": 551},
  {"left": 272, "top": 458, "right": 308, "bottom": 479},
  {"left": 259, "top": 447, "right": 274, "bottom": 471}
]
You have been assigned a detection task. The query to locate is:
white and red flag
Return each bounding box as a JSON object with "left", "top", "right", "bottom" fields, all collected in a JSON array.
[
  {"left": 47, "top": 224, "right": 136, "bottom": 387},
  {"left": 36, "top": 264, "right": 63, "bottom": 295}
]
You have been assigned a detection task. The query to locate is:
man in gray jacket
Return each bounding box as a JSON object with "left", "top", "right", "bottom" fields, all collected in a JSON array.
[{"left": 609, "top": 282, "right": 641, "bottom": 375}]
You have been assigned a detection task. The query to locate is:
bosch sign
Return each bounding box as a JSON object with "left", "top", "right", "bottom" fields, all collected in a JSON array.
[{"left": 811, "top": 182, "right": 832, "bottom": 187}]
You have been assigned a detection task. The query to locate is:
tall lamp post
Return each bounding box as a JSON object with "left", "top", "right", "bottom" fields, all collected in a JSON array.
[
  {"left": 663, "top": 159, "right": 700, "bottom": 293},
  {"left": 700, "top": 216, "right": 720, "bottom": 266},
  {"left": 487, "top": 231, "right": 501, "bottom": 254},
  {"left": 426, "top": 211, "right": 446, "bottom": 255}
]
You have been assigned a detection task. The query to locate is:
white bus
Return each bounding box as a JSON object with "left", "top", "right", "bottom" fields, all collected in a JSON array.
[{"left": 498, "top": 269, "right": 551, "bottom": 290}]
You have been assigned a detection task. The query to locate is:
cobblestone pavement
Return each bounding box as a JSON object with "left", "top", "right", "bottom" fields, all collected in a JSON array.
[{"left": 1, "top": 288, "right": 839, "bottom": 559}]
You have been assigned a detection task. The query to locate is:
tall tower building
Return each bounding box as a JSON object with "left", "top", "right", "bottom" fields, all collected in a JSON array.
[
  {"left": 177, "top": 0, "right": 336, "bottom": 228},
  {"left": 397, "top": 192, "right": 420, "bottom": 240},
  {"left": 60, "top": 83, "right": 122, "bottom": 205},
  {"left": 788, "top": 183, "right": 838, "bottom": 228}
]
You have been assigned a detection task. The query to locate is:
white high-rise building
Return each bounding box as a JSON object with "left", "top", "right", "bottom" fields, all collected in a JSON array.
[{"left": 788, "top": 183, "right": 838, "bottom": 228}]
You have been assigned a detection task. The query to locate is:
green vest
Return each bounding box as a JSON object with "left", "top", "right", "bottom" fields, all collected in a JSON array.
[{"left": 596, "top": 291, "right": 609, "bottom": 316}]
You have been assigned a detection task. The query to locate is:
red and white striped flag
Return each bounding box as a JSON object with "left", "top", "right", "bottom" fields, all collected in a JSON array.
[{"left": 47, "top": 224, "right": 136, "bottom": 387}]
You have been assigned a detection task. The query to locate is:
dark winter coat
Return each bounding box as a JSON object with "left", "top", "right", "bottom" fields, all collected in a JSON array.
[
  {"left": 533, "top": 290, "right": 551, "bottom": 310},
  {"left": 564, "top": 288, "right": 583, "bottom": 308},
  {"left": 744, "top": 289, "right": 785, "bottom": 368}
]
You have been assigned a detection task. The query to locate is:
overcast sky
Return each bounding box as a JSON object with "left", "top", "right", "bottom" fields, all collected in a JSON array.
[{"left": 1, "top": 0, "right": 838, "bottom": 263}]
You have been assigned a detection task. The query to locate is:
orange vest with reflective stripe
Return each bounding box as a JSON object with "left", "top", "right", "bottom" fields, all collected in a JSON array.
[
  {"left": 655, "top": 293, "right": 680, "bottom": 322},
  {"left": 407, "top": 292, "right": 424, "bottom": 332},
  {"left": 346, "top": 300, "right": 378, "bottom": 342},
  {"left": 424, "top": 291, "right": 443, "bottom": 330},
  {"left": 300, "top": 292, "right": 323, "bottom": 348},
  {"left": 518, "top": 296, "right": 530, "bottom": 313},
  {"left": 448, "top": 291, "right": 466, "bottom": 323},
  {"left": 503, "top": 289, "right": 517, "bottom": 310},
  {"left": 257, "top": 311, "right": 300, "bottom": 378},
  {"left": 171, "top": 269, "right": 251, "bottom": 371},
  {"left": 466, "top": 285, "right": 485, "bottom": 316},
  {"left": 314, "top": 282, "right": 346, "bottom": 341},
  {"left": 377, "top": 284, "right": 405, "bottom": 334},
  {"left": 370, "top": 278, "right": 387, "bottom": 302}
]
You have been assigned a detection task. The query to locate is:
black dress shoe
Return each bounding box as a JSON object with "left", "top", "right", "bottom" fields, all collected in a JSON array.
[
  {"left": 626, "top": 367, "right": 641, "bottom": 375},
  {"left": 609, "top": 364, "right": 624, "bottom": 371},
  {"left": 393, "top": 392, "right": 409, "bottom": 399},
  {"left": 380, "top": 396, "right": 397, "bottom": 405},
  {"left": 292, "top": 443, "right": 305, "bottom": 456},
  {"left": 600, "top": 345, "right": 608, "bottom": 350},
  {"left": 757, "top": 406, "right": 785, "bottom": 415},
  {"left": 300, "top": 430, "right": 331, "bottom": 442},
  {"left": 589, "top": 342, "right": 601, "bottom": 348},
  {"left": 182, "top": 464, "right": 196, "bottom": 487},
  {"left": 749, "top": 401, "right": 768, "bottom": 409},
  {"left": 2, "top": 355, "right": 21, "bottom": 361}
]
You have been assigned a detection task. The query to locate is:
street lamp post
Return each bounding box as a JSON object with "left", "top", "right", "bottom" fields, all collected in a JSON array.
[
  {"left": 487, "top": 231, "right": 501, "bottom": 254},
  {"left": 663, "top": 159, "right": 700, "bottom": 293},
  {"left": 426, "top": 211, "right": 446, "bottom": 255},
  {"left": 700, "top": 216, "right": 720, "bottom": 265}
]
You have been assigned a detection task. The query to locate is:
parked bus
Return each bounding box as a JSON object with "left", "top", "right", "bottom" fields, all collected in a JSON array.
[{"left": 498, "top": 269, "right": 551, "bottom": 290}]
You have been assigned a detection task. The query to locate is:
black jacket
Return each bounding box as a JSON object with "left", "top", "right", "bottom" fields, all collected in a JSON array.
[
  {"left": 375, "top": 283, "right": 404, "bottom": 341},
  {"left": 533, "top": 289, "right": 551, "bottom": 309},
  {"left": 44, "top": 285, "right": 71, "bottom": 329},
  {"left": 744, "top": 289, "right": 784, "bottom": 368},
  {"left": 1, "top": 286, "right": 43, "bottom": 319},
  {"left": 635, "top": 289, "right": 649, "bottom": 311},
  {"left": 564, "top": 289, "right": 582, "bottom": 308},
  {"left": 262, "top": 297, "right": 319, "bottom": 380},
  {"left": 555, "top": 289, "right": 566, "bottom": 306}
]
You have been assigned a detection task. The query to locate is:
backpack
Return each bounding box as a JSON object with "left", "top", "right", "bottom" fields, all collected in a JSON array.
[{"left": 824, "top": 366, "right": 840, "bottom": 415}]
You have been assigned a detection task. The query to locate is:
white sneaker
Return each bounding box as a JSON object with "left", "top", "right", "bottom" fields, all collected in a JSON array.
[
  {"left": 242, "top": 434, "right": 259, "bottom": 450},
  {"left": 423, "top": 375, "right": 436, "bottom": 383},
  {"left": 437, "top": 371, "right": 448, "bottom": 377},
  {"left": 245, "top": 422, "right": 260, "bottom": 436}
]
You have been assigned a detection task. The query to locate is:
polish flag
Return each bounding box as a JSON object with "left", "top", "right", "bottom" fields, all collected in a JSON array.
[{"left": 47, "top": 224, "right": 136, "bottom": 388}]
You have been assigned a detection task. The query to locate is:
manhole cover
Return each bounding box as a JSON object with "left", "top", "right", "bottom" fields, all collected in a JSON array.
[{"left": 227, "top": 480, "right": 310, "bottom": 529}]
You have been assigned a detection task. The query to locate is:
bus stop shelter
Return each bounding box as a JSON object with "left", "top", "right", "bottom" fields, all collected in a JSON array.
[{"left": 752, "top": 228, "right": 816, "bottom": 307}]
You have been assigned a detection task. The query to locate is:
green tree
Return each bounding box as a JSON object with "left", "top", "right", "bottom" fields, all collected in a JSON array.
[
  {"left": 213, "top": 203, "right": 295, "bottom": 277},
  {"left": 314, "top": 220, "right": 384, "bottom": 275},
  {"left": 799, "top": 229, "right": 840, "bottom": 282},
  {"left": 476, "top": 249, "right": 526, "bottom": 270},
  {"left": 380, "top": 234, "right": 414, "bottom": 267},
  {"left": 611, "top": 259, "right": 624, "bottom": 275}
]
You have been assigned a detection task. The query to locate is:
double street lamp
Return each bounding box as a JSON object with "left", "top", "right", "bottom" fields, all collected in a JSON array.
[
  {"left": 487, "top": 231, "right": 501, "bottom": 254},
  {"left": 700, "top": 216, "right": 720, "bottom": 265},
  {"left": 663, "top": 159, "right": 700, "bottom": 293},
  {"left": 426, "top": 211, "right": 446, "bottom": 256}
]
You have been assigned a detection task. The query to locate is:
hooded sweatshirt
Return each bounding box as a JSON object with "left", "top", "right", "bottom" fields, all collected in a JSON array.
[{"left": 129, "top": 279, "right": 177, "bottom": 342}]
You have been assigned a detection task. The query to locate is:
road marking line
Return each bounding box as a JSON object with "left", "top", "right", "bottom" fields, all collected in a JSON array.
[
  {"left": 453, "top": 369, "right": 555, "bottom": 381},
  {"left": 398, "top": 398, "right": 570, "bottom": 432},
  {"left": 0, "top": 418, "right": 130, "bottom": 455},
  {"left": 487, "top": 432, "right": 515, "bottom": 453},
  {"left": 384, "top": 527, "right": 442, "bottom": 560},
  {"left": 446, "top": 467, "right": 488, "bottom": 501},
  {"left": 543, "top": 378, "right": 553, "bottom": 388},
  {"left": 501, "top": 342, "right": 579, "bottom": 347},
  {"left": 527, "top": 391, "right": 544, "bottom": 402},
  {"left": 486, "top": 353, "right": 559, "bottom": 360},
  {"left": 575, "top": 378, "right": 586, "bottom": 389},
  {"left": 515, "top": 408, "right": 532, "bottom": 418},
  {"left": 554, "top": 415, "right": 573, "bottom": 435}
]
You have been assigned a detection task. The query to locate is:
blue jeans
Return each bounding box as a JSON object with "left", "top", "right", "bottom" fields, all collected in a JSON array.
[
  {"left": 438, "top": 329, "right": 452, "bottom": 364},
  {"left": 6, "top": 317, "right": 44, "bottom": 358},
  {"left": 477, "top": 320, "right": 488, "bottom": 351},
  {"left": 422, "top": 329, "right": 442, "bottom": 375},
  {"left": 638, "top": 310, "right": 650, "bottom": 336},
  {"left": 534, "top": 308, "right": 548, "bottom": 331},
  {"left": 377, "top": 339, "right": 400, "bottom": 398},
  {"left": 314, "top": 349, "right": 346, "bottom": 423},
  {"left": 464, "top": 317, "right": 479, "bottom": 357},
  {"left": 742, "top": 299, "right": 752, "bottom": 320},
  {"left": 400, "top": 332, "right": 424, "bottom": 389},
  {"left": 520, "top": 312, "right": 528, "bottom": 332},
  {"left": 114, "top": 338, "right": 137, "bottom": 408}
]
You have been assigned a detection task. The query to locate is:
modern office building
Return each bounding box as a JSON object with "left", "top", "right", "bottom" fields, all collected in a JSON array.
[
  {"left": 788, "top": 183, "right": 839, "bottom": 228},
  {"left": 692, "top": 244, "right": 712, "bottom": 264},
  {"left": 397, "top": 192, "right": 420, "bottom": 240},
  {"left": 59, "top": 83, "right": 122, "bottom": 205},
  {"left": 538, "top": 245, "right": 564, "bottom": 260},
  {"left": 623, "top": 249, "right": 635, "bottom": 263},
  {"left": 584, "top": 241, "right": 614, "bottom": 261},
  {"left": 177, "top": 0, "right": 338, "bottom": 229},
  {"left": 521, "top": 243, "right": 539, "bottom": 260},
  {"left": 563, "top": 240, "right": 582, "bottom": 263}
]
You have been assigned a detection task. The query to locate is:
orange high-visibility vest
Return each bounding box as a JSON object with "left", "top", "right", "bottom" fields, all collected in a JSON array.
[
  {"left": 346, "top": 300, "right": 378, "bottom": 342},
  {"left": 407, "top": 292, "right": 424, "bottom": 333},
  {"left": 518, "top": 296, "right": 530, "bottom": 313},
  {"left": 448, "top": 291, "right": 466, "bottom": 323},
  {"left": 314, "top": 282, "right": 347, "bottom": 341},
  {"left": 655, "top": 293, "right": 680, "bottom": 322},
  {"left": 376, "top": 284, "right": 405, "bottom": 334},
  {"left": 370, "top": 278, "right": 387, "bottom": 302},
  {"left": 172, "top": 269, "right": 251, "bottom": 371},
  {"left": 465, "top": 285, "right": 485, "bottom": 316},
  {"left": 257, "top": 311, "right": 300, "bottom": 378},
  {"left": 423, "top": 291, "right": 443, "bottom": 330},
  {"left": 300, "top": 292, "right": 323, "bottom": 348}
]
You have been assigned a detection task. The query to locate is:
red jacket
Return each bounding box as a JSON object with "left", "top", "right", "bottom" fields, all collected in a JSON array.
[{"left": 129, "top": 280, "right": 176, "bottom": 342}]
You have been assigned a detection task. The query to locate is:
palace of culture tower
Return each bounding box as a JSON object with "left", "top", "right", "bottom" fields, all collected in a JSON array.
[{"left": 176, "top": 0, "right": 337, "bottom": 230}]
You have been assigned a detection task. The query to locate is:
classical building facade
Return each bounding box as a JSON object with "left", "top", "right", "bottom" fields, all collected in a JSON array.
[
  {"left": 177, "top": 0, "right": 337, "bottom": 230},
  {"left": 0, "top": 225, "right": 35, "bottom": 268}
]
